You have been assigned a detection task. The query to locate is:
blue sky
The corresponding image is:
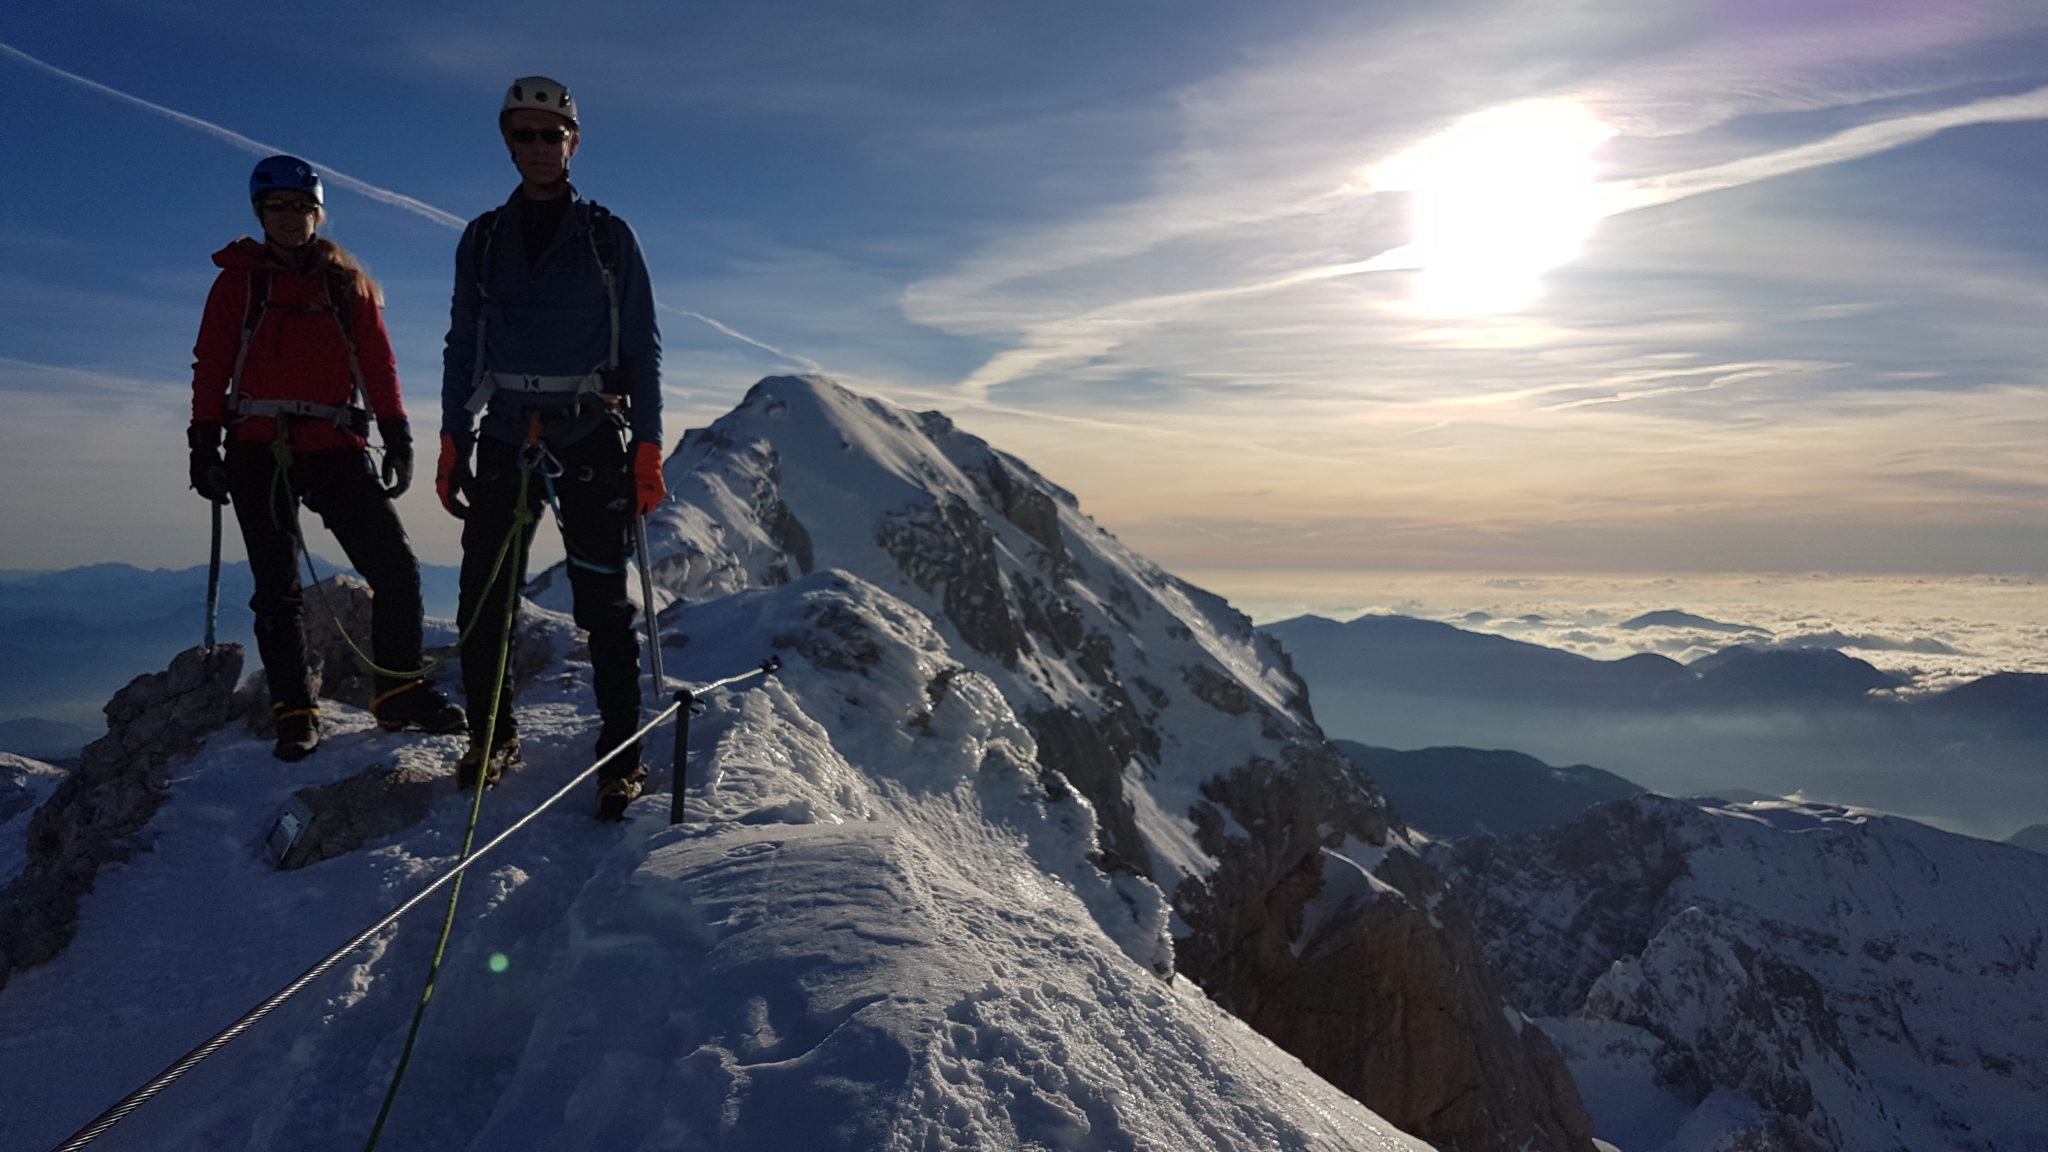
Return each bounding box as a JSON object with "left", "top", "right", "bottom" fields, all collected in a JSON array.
[{"left": 8, "top": 0, "right": 2048, "bottom": 578}]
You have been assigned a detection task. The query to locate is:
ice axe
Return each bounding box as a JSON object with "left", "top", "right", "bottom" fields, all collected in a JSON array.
[
  {"left": 205, "top": 500, "right": 223, "bottom": 648},
  {"left": 634, "top": 512, "right": 665, "bottom": 703}
]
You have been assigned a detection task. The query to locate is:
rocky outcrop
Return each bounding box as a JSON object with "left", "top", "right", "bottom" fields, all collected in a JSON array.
[
  {"left": 876, "top": 495, "right": 1028, "bottom": 668},
  {"left": 273, "top": 747, "right": 444, "bottom": 871},
  {"left": 1176, "top": 743, "right": 1598, "bottom": 1152},
  {"left": 0, "top": 643, "right": 243, "bottom": 990}
]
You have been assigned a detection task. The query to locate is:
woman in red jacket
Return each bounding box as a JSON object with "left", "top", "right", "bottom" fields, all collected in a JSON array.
[{"left": 188, "top": 155, "right": 464, "bottom": 760}]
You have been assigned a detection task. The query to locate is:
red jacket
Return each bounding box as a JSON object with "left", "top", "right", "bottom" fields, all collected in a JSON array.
[{"left": 191, "top": 238, "right": 405, "bottom": 452}]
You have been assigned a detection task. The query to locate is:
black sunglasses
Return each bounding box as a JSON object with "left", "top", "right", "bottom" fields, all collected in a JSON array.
[
  {"left": 509, "top": 128, "right": 571, "bottom": 144},
  {"left": 259, "top": 200, "right": 319, "bottom": 215}
]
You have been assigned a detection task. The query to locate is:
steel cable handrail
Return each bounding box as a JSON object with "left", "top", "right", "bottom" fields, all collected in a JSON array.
[{"left": 44, "top": 657, "right": 779, "bottom": 1152}]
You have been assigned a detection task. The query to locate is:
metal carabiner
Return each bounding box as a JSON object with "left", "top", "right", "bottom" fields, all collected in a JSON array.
[{"left": 519, "top": 439, "right": 566, "bottom": 479}]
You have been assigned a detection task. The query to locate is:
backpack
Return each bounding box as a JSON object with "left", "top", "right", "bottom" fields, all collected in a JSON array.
[{"left": 224, "top": 264, "right": 372, "bottom": 435}]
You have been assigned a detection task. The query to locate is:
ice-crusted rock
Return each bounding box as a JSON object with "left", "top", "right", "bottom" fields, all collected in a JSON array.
[
  {"left": 1437, "top": 793, "right": 2048, "bottom": 1151},
  {"left": 0, "top": 643, "right": 243, "bottom": 989}
]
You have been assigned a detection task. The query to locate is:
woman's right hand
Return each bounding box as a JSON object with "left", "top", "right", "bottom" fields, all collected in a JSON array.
[{"left": 187, "top": 422, "right": 231, "bottom": 504}]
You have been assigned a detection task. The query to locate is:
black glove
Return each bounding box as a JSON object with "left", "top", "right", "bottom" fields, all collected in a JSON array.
[
  {"left": 187, "top": 422, "right": 230, "bottom": 504},
  {"left": 378, "top": 417, "right": 414, "bottom": 498}
]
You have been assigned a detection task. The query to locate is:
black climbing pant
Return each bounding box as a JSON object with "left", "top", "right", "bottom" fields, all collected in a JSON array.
[
  {"left": 225, "top": 441, "right": 426, "bottom": 711},
  {"left": 455, "top": 430, "right": 640, "bottom": 758}
]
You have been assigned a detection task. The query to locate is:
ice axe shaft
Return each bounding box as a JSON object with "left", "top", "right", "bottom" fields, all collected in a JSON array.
[
  {"left": 634, "top": 513, "right": 664, "bottom": 703},
  {"left": 205, "top": 500, "right": 223, "bottom": 648}
]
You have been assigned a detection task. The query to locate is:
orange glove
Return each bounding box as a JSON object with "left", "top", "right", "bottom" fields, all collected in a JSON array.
[
  {"left": 632, "top": 441, "right": 666, "bottom": 516},
  {"left": 437, "top": 433, "right": 472, "bottom": 519}
]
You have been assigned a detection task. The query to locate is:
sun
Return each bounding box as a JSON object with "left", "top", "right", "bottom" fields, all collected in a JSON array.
[{"left": 1374, "top": 99, "right": 1616, "bottom": 314}]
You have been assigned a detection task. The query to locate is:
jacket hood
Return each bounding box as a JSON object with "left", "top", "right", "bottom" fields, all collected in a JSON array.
[
  {"left": 212, "top": 237, "right": 270, "bottom": 270},
  {"left": 212, "top": 237, "right": 334, "bottom": 273}
]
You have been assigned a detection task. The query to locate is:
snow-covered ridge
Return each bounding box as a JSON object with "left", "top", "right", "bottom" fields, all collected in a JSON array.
[
  {"left": 640, "top": 374, "right": 1326, "bottom": 896},
  {"left": 627, "top": 374, "right": 1596, "bottom": 1151},
  {"left": 0, "top": 570, "right": 1430, "bottom": 1151}
]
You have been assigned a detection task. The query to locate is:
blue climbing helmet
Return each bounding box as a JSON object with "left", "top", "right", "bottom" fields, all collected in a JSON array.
[{"left": 249, "top": 155, "right": 322, "bottom": 205}]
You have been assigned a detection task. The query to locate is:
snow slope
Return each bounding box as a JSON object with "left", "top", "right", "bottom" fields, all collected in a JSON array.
[
  {"left": 1438, "top": 794, "right": 2048, "bottom": 1151},
  {"left": 0, "top": 566, "right": 1427, "bottom": 1150}
]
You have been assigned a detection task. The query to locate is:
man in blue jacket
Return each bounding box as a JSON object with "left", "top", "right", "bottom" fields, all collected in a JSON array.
[{"left": 438, "top": 75, "right": 666, "bottom": 819}]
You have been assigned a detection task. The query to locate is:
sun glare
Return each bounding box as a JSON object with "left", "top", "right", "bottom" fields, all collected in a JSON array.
[{"left": 1375, "top": 99, "right": 1616, "bottom": 314}]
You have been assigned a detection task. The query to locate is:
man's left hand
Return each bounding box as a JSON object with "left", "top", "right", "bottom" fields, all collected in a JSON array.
[{"left": 632, "top": 441, "right": 666, "bottom": 516}]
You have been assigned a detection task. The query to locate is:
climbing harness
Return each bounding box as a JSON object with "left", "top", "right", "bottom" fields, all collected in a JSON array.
[{"left": 460, "top": 201, "right": 623, "bottom": 419}]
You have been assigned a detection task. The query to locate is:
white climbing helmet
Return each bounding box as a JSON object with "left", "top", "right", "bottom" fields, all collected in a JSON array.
[{"left": 502, "top": 76, "right": 578, "bottom": 128}]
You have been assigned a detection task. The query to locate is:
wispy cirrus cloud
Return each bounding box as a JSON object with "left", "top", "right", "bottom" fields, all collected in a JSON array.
[{"left": 909, "top": 2, "right": 2048, "bottom": 409}]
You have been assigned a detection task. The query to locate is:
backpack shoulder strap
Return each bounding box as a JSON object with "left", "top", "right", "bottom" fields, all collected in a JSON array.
[
  {"left": 464, "top": 210, "right": 501, "bottom": 406},
  {"left": 323, "top": 267, "right": 370, "bottom": 419},
  {"left": 583, "top": 202, "right": 617, "bottom": 273},
  {"left": 324, "top": 266, "right": 357, "bottom": 340},
  {"left": 580, "top": 202, "right": 621, "bottom": 372},
  {"left": 225, "top": 268, "right": 272, "bottom": 407},
  {"left": 470, "top": 208, "right": 501, "bottom": 298}
]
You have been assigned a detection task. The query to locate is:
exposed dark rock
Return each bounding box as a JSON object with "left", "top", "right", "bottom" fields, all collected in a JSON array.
[
  {"left": 1023, "top": 706, "right": 1154, "bottom": 881},
  {"left": 1176, "top": 742, "right": 1598, "bottom": 1152},
  {"left": 979, "top": 454, "right": 1065, "bottom": 563},
  {"left": 764, "top": 499, "right": 814, "bottom": 580},
  {"left": 1448, "top": 795, "right": 1699, "bottom": 1016},
  {"left": 1013, "top": 575, "right": 1086, "bottom": 657},
  {"left": 1181, "top": 663, "right": 1259, "bottom": 716},
  {"left": 0, "top": 643, "right": 244, "bottom": 990},
  {"left": 876, "top": 496, "right": 1027, "bottom": 668},
  {"left": 274, "top": 748, "right": 443, "bottom": 870},
  {"left": 772, "top": 597, "right": 887, "bottom": 672}
]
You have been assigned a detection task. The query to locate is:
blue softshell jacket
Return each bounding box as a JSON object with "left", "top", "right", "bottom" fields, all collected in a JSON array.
[{"left": 442, "top": 184, "right": 662, "bottom": 450}]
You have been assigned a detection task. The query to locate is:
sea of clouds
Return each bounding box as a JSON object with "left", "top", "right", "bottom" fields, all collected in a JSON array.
[{"left": 1200, "top": 570, "right": 2048, "bottom": 693}]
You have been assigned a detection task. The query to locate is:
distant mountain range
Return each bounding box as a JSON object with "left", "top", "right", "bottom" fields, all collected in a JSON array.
[
  {"left": 0, "top": 561, "right": 460, "bottom": 735},
  {"left": 1266, "top": 612, "right": 2048, "bottom": 842},
  {"left": 1333, "top": 740, "right": 1644, "bottom": 839}
]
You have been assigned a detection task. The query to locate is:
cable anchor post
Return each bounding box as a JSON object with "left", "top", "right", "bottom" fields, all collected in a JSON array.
[{"left": 669, "top": 687, "right": 695, "bottom": 826}]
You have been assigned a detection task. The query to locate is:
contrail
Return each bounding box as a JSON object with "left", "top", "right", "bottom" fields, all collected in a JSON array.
[
  {"left": 0, "top": 41, "right": 465, "bottom": 230},
  {"left": 663, "top": 305, "right": 824, "bottom": 372},
  {"left": 2, "top": 39, "right": 816, "bottom": 365}
]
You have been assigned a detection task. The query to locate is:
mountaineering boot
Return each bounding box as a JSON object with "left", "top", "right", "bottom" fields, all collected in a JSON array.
[
  {"left": 273, "top": 707, "right": 320, "bottom": 762},
  {"left": 370, "top": 680, "right": 468, "bottom": 734},
  {"left": 455, "top": 737, "right": 520, "bottom": 791},
  {"left": 595, "top": 764, "right": 648, "bottom": 823}
]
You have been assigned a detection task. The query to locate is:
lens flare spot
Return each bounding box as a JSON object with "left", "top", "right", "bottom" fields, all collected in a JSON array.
[{"left": 489, "top": 953, "right": 510, "bottom": 974}]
